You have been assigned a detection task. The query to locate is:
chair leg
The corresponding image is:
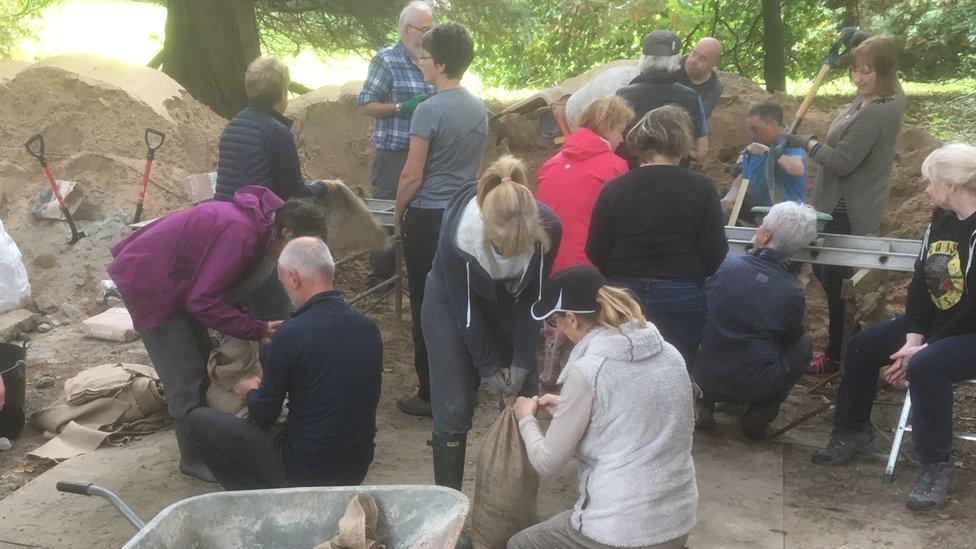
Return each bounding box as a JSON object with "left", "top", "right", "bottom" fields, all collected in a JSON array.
[{"left": 883, "top": 392, "right": 912, "bottom": 483}]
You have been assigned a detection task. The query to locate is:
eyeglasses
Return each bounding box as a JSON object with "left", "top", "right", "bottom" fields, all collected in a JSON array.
[
  {"left": 408, "top": 24, "right": 432, "bottom": 33},
  {"left": 849, "top": 66, "right": 875, "bottom": 76},
  {"left": 545, "top": 313, "right": 563, "bottom": 328}
]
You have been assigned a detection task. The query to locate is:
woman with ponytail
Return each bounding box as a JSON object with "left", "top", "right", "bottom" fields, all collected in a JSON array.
[
  {"left": 422, "top": 155, "right": 561, "bottom": 494},
  {"left": 510, "top": 265, "right": 697, "bottom": 549}
]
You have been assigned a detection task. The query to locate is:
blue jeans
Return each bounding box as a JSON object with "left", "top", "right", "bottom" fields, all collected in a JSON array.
[{"left": 613, "top": 278, "right": 706, "bottom": 367}]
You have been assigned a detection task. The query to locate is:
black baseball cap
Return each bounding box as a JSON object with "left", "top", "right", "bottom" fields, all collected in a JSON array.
[
  {"left": 642, "top": 30, "right": 681, "bottom": 56},
  {"left": 531, "top": 265, "right": 607, "bottom": 321}
]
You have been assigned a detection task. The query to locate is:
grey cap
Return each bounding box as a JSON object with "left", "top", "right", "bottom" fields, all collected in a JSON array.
[{"left": 642, "top": 30, "right": 681, "bottom": 56}]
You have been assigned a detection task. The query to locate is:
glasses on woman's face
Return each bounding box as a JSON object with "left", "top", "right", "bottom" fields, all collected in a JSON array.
[
  {"left": 849, "top": 66, "right": 874, "bottom": 77},
  {"left": 545, "top": 313, "right": 565, "bottom": 328}
]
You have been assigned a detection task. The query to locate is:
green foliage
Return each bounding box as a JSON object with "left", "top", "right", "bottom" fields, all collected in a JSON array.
[
  {"left": 0, "top": 0, "right": 57, "bottom": 58},
  {"left": 868, "top": 0, "right": 976, "bottom": 81}
]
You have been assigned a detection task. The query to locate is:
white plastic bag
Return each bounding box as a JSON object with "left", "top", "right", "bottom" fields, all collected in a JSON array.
[{"left": 0, "top": 219, "right": 31, "bottom": 314}]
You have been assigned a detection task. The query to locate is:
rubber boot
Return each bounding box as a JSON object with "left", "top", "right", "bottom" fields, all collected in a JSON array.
[
  {"left": 174, "top": 420, "right": 219, "bottom": 484},
  {"left": 431, "top": 432, "right": 471, "bottom": 549},
  {"left": 431, "top": 431, "right": 467, "bottom": 491}
]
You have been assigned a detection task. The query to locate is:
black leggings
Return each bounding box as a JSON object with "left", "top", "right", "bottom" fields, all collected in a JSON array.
[
  {"left": 402, "top": 206, "right": 444, "bottom": 402},
  {"left": 834, "top": 316, "right": 976, "bottom": 464},
  {"left": 812, "top": 207, "right": 854, "bottom": 359}
]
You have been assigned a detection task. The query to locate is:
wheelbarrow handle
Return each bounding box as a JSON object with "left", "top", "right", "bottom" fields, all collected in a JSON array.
[
  {"left": 145, "top": 128, "right": 165, "bottom": 152},
  {"left": 57, "top": 481, "right": 146, "bottom": 530},
  {"left": 56, "top": 481, "right": 92, "bottom": 496},
  {"left": 25, "top": 133, "right": 46, "bottom": 165}
]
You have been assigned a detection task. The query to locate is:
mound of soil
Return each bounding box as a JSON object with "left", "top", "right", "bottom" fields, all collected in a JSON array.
[{"left": 0, "top": 54, "right": 226, "bottom": 313}]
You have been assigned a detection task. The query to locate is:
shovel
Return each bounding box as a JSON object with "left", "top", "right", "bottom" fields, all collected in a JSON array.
[
  {"left": 787, "top": 26, "right": 867, "bottom": 135},
  {"left": 132, "top": 128, "right": 166, "bottom": 224},
  {"left": 24, "top": 134, "right": 86, "bottom": 245}
]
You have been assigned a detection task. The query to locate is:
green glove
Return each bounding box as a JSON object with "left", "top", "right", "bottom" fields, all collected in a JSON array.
[{"left": 400, "top": 94, "right": 427, "bottom": 115}]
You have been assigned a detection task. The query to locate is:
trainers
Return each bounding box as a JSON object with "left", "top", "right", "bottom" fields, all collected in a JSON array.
[
  {"left": 808, "top": 354, "right": 839, "bottom": 377},
  {"left": 695, "top": 399, "right": 716, "bottom": 432},
  {"left": 741, "top": 406, "right": 769, "bottom": 440},
  {"left": 906, "top": 461, "right": 954, "bottom": 512},
  {"left": 396, "top": 393, "right": 432, "bottom": 417},
  {"left": 811, "top": 429, "right": 876, "bottom": 465}
]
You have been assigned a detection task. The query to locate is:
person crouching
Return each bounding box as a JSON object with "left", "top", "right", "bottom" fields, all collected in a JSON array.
[
  {"left": 692, "top": 201, "right": 817, "bottom": 438},
  {"left": 187, "top": 237, "right": 382, "bottom": 490},
  {"left": 509, "top": 265, "right": 697, "bottom": 549}
]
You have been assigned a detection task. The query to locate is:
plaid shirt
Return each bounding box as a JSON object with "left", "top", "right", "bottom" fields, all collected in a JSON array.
[{"left": 357, "top": 43, "right": 435, "bottom": 151}]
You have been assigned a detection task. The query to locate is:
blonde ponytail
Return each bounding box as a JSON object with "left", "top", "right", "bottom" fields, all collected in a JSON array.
[
  {"left": 477, "top": 155, "right": 550, "bottom": 256},
  {"left": 594, "top": 286, "right": 646, "bottom": 329}
]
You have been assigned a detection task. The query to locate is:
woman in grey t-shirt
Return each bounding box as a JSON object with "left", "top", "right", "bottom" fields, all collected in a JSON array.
[{"left": 391, "top": 23, "right": 488, "bottom": 417}]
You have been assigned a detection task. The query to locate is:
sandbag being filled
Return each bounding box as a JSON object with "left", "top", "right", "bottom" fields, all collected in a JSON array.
[{"left": 471, "top": 407, "right": 539, "bottom": 549}]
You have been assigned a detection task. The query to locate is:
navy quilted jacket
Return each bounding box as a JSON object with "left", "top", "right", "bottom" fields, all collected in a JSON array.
[{"left": 215, "top": 105, "right": 324, "bottom": 202}]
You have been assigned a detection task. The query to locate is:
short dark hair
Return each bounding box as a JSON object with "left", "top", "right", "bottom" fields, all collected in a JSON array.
[
  {"left": 276, "top": 199, "right": 328, "bottom": 241},
  {"left": 746, "top": 100, "right": 784, "bottom": 127},
  {"left": 421, "top": 23, "right": 474, "bottom": 80}
]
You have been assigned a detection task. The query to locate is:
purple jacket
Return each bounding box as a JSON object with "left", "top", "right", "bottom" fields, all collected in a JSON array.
[{"left": 108, "top": 186, "right": 283, "bottom": 340}]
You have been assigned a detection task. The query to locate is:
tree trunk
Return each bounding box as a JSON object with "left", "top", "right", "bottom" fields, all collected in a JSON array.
[
  {"left": 162, "top": 0, "right": 260, "bottom": 118},
  {"left": 761, "top": 0, "right": 787, "bottom": 93}
]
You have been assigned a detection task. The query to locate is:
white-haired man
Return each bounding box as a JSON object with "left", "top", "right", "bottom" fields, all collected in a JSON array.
[
  {"left": 616, "top": 30, "right": 708, "bottom": 164},
  {"left": 358, "top": 1, "right": 436, "bottom": 286},
  {"left": 692, "top": 201, "right": 817, "bottom": 439},
  {"left": 187, "top": 237, "right": 382, "bottom": 490}
]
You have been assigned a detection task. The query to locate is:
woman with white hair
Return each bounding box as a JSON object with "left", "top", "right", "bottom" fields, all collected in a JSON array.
[
  {"left": 812, "top": 144, "right": 976, "bottom": 512},
  {"left": 692, "top": 201, "right": 817, "bottom": 438}
]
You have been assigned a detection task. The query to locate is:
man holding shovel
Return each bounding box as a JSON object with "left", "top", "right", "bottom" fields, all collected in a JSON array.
[{"left": 107, "top": 186, "right": 328, "bottom": 482}]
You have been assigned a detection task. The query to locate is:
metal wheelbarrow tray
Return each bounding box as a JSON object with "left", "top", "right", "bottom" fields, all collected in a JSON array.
[{"left": 57, "top": 482, "right": 468, "bottom": 548}]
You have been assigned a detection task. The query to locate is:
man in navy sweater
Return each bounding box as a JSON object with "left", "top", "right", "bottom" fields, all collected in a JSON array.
[{"left": 187, "top": 237, "right": 382, "bottom": 490}]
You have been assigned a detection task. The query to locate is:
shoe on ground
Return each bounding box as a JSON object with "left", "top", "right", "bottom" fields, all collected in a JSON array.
[
  {"left": 179, "top": 459, "right": 219, "bottom": 484},
  {"left": 695, "top": 400, "right": 716, "bottom": 432},
  {"left": 807, "top": 353, "right": 840, "bottom": 377},
  {"left": 396, "top": 393, "right": 432, "bottom": 417},
  {"left": 811, "top": 429, "right": 876, "bottom": 465},
  {"left": 741, "top": 407, "right": 769, "bottom": 440},
  {"left": 906, "top": 461, "right": 954, "bottom": 512}
]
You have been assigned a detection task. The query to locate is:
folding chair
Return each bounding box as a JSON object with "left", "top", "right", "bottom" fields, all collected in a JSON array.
[{"left": 883, "top": 380, "right": 976, "bottom": 483}]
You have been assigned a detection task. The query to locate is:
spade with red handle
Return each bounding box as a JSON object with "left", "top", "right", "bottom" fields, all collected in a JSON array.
[
  {"left": 132, "top": 128, "right": 166, "bottom": 224},
  {"left": 24, "top": 133, "right": 86, "bottom": 245}
]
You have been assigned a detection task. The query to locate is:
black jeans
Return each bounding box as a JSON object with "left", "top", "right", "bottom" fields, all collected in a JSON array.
[
  {"left": 701, "top": 337, "right": 812, "bottom": 421},
  {"left": 402, "top": 206, "right": 444, "bottom": 402},
  {"left": 812, "top": 207, "right": 854, "bottom": 359},
  {"left": 613, "top": 278, "right": 707, "bottom": 367},
  {"left": 834, "top": 315, "right": 976, "bottom": 464},
  {"left": 186, "top": 407, "right": 287, "bottom": 490},
  {"left": 369, "top": 149, "right": 408, "bottom": 281}
]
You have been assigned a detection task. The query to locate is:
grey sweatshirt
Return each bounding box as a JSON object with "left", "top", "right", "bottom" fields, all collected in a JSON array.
[
  {"left": 518, "top": 321, "right": 698, "bottom": 546},
  {"left": 811, "top": 93, "right": 904, "bottom": 234}
]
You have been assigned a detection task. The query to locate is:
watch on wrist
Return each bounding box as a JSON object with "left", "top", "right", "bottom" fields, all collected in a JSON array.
[{"left": 394, "top": 102, "right": 402, "bottom": 114}]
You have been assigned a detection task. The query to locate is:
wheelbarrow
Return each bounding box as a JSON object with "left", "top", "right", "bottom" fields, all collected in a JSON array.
[{"left": 56, "top": 481, "right": 469, "bottom": 548}]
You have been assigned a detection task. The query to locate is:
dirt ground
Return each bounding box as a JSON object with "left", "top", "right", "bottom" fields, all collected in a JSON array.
[{"left": 1, "top": 56, "right": 974, "bottom": 547}]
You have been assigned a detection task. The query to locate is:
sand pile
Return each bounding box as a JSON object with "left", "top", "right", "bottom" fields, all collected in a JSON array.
[
  {"left": 0, "top": 54, "right": 226, "bottom": 312},
  {"left": 287, "top": 81, "right": 375, "bottom": 193}
]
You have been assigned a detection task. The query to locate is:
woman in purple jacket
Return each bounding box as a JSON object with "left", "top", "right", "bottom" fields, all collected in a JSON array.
[{"left": 108, "top": 186, "right": 327, "bottom": 482}]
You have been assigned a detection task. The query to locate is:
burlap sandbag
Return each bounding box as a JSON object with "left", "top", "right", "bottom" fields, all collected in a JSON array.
[
  {"left": 316, "top": 181, "right": 388, "bottom": 253},
  {"left": 471, "top": 407, "right": 540, "bottom": 549},
  {"left": 206, "top": 337, "right": 261, "bottom": 415}
]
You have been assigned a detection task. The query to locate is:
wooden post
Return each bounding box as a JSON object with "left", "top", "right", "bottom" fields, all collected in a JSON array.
[{"left": 728, "top": 178, "right": 750, "bottom": 226}]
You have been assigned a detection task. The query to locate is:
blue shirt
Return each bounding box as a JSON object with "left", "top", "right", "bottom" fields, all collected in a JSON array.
[
  {"left": 357, "top": 43, "right": 435, "bottom": 151},
  {"left": 247, "top": 290, "right": 382, "bottom": 485},
  {"left": 742, "top": 137, "right": 808, "bottom": 207}
]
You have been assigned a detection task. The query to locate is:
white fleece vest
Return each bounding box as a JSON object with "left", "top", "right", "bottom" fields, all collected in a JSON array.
[{"left": 559, "top": 322, "right": 698, "bottom": 546}]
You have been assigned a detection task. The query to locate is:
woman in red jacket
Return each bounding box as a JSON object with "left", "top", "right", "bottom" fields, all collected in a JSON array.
[{"left": 535, "top": 95, "right": 633, "bottom": 388}]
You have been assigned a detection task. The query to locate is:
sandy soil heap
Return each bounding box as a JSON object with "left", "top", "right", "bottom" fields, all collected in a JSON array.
[{"left": 0, "top": 54, "right": 225, "bottom": 312}]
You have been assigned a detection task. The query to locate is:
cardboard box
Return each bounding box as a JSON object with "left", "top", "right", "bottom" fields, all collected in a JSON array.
[
  {"left": 185, "top": 172, "right": 217, "bottom": 204},
  {"left": 82, "top": 307, "right": 139, "bottom": 343}
]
